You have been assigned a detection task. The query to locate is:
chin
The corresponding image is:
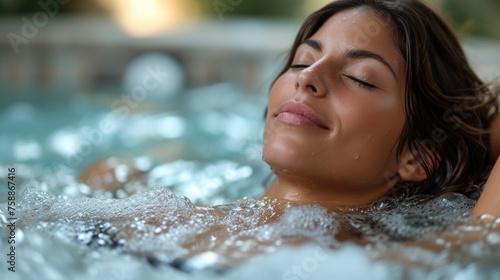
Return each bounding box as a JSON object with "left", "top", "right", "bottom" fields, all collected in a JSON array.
[{"left": 263, "top": 137, "right": 308, "bottom": 175}]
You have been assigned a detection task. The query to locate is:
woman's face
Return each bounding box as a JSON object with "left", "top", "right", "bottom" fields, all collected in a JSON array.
[{"left": 263, "top": 8, "right": 406, "bottom": 198}]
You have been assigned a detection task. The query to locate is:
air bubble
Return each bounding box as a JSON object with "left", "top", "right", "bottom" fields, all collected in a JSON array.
[
  {"left": 373, "top": 198, "right": 396, "bottom": 210},
  {"left": 487, "top": 233, "right": 500, "bottom": 244}
]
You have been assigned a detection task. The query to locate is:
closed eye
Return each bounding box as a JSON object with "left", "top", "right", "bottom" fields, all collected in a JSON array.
[
  {"left": 289, "top": 64, "right": 309, "bottom": 69},
  {"left": 343, "top": 75, "right": 376, "bottom": 90}
]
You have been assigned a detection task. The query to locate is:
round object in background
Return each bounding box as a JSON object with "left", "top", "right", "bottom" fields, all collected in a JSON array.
[{"left": 122, "top": 52, "right": 185, "bottom": 102}]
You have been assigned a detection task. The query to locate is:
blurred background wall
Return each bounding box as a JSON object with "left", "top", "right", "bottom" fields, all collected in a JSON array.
[
  {"left": 0, "top": 0, "right": 499, "bottom": 100},
  {"left": 2, "top": 0, "right": 499, "bottom": 35}
]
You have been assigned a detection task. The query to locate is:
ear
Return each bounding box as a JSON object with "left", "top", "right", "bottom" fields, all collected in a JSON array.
[{"left": 397, "top": 150, "right": 428, "bottom": 182}]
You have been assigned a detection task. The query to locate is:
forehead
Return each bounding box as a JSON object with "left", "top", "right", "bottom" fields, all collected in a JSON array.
[{"left": 308, "top": 7, "right": 404, "bottom": 82}]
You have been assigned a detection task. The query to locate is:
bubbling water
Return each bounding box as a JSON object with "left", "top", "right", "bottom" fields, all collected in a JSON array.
[
  {"left": 4, "top": 186, "right": 340, "bottom": 270},
  {"left": 1, "top": 183, "right": 500, "bottom": 278},
  {"left": 342, "top": 191, "right": 477, "bottom": 242}
]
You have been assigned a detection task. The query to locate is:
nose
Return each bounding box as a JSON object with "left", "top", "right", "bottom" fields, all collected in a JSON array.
[{"left": 294, "top": 65, "right": 328, "bottom": 97}]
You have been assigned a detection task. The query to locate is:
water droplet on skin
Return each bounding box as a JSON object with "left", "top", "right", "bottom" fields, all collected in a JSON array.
[
  {"left": 353, "top": 153, "right": 360, "bottom": 160},
  {"left": 342, "top": 17, "right": 347, "bottom": 21}
]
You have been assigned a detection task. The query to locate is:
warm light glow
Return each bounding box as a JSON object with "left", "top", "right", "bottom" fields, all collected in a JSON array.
[
  {"left": 95, "top": 0, "right": 201, "bottom": 36},
  {"left": 302, "top": 0, "right": 337, "bottom": 15},
  {"left": 303, "top": 0, "right": 444, "bottom": 15}
]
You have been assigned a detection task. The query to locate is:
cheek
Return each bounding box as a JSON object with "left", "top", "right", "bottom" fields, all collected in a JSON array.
[
  {"left": 265, "top": 74, "right": 294, "bottom": 126},
  {"left": 341, "top": 92, "right": 405, "bottom": 135},
  {"left": 337, "top": 93, "right": 406, "bottom": 165},
  {"left": 263, "top": 75, "right": 289, "bottom": 157},
  {"left": 268, "top": 74, "right": 294, "bottom": 101}
]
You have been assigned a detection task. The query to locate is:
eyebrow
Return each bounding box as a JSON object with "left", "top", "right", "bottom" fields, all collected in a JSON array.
[
  {"left": 303, "top": 38, "right": 323, "bottom": 52},
  {"left": 301, "top": 38, "right": 397, "bottom": 80}
]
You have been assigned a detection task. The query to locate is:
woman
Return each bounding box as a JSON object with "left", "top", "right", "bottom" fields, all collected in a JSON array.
[
  {"left": 78, "top": 0, "right": 500, "bottom": 222},
  {"left": 260, "top": 0, "right": 499, "bottom": 215},
  {"left": 71, "top": 0, "right": 500, "bottom": 267},
  {"left": 6, "top": 0, "right": 500, "bottom": 274}
]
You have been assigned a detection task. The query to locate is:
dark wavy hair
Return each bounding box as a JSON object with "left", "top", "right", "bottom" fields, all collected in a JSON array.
[{"left": 272, "top": 0, "right": 499, "bottom": 198}]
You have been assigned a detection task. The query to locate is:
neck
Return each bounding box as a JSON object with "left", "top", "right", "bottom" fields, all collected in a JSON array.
[{"left": 261, "top": 175, "right": 392, "bottom": 212}]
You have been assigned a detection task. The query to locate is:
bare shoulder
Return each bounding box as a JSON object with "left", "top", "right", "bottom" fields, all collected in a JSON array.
[{"left": 79, "top": 157, "right": 147, "bottom": 193}]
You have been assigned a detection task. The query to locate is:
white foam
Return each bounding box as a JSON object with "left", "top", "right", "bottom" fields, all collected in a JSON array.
[{"left": 2, "top": 185, "right": 500, "bottom": 279}]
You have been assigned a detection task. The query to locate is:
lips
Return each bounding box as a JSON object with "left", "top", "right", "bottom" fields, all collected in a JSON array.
[{"left": 276, "top": 101, "right": 329, "bottom": 130}]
